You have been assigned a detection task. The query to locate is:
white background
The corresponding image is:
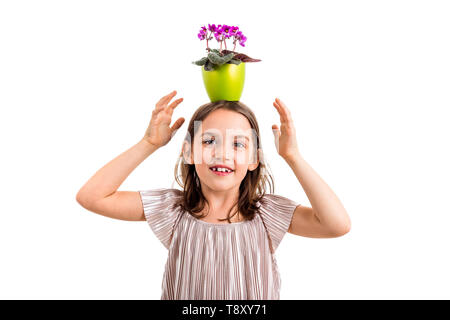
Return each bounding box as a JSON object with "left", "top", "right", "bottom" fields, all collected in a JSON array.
[{"left": 1, "top": 0, "right": 449, "bottom": 299}]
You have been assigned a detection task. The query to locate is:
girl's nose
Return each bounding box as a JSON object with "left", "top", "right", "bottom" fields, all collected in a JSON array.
[{"left": 213, "top": 143, "right": 232, "bottom": 160}]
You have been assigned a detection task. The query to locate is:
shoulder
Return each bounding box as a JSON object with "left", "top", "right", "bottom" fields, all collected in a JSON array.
[
  {"left": 139, "top": 188, "right": 184, "bottom": 250},
  {"left": 139, "top": 188, "right": 183, "bottom": 205},
  {"left": 257, "top": 193, "right": 300, "bottom": 253},
  {"left": 139, "top": 188, "right": 184, "bottom": 216},
  {"left": 258, "top": 193, "right": 299, "bottom": 209},
  {"left": 140, "top": 187, "right": 183, "bottom": 198}
]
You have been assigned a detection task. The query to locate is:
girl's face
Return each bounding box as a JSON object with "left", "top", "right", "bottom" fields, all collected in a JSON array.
[{"left": 183, "top": 109, "right": 260, "bottom": 192}]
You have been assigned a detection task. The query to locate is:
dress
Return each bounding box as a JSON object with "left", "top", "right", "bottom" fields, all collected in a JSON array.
[{"left": 139, "top": 188, "right": 299, "bottom": 300}]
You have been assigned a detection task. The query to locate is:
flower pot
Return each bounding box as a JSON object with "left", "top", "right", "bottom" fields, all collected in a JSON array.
[{"left": 202, "top": 62, "right": 245, "bottom": 102}]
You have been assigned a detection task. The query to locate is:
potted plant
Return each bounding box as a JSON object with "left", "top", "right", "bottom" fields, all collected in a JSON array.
[{"left": 192, "top": 24, "right": 261, "bottom": 102}]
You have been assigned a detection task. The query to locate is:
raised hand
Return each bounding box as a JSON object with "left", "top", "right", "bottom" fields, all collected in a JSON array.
[
  {"left": 272, "top": 97, "right": 300, "bottom": 160},
  {"left": 142, "top": 90, "right": 185, "bottom": 148}
]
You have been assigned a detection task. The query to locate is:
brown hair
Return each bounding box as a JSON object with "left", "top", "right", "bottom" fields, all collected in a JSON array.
[{"left": 173, "top": 100, "right": 275, "bottom": 224}]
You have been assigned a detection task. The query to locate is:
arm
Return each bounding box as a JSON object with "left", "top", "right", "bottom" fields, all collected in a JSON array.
[
  {"left": 285, "top": 152, "right": 351, "bottom": 237},
  {"left": 271, "top": 97, "right": 351, "bottom": 238},
  {"left": 76, "top": 90, "right": 185, "bottom": 221},
  {"left": 75, "top": 139, "right": 158, "bottom": 221}
]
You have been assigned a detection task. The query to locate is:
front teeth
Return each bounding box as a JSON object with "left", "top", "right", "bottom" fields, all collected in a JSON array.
[{"left": 212, "top": 167, "right": 232, "bottom": 173}]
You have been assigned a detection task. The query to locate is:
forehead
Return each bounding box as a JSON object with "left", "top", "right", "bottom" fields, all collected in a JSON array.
[{"left": 200, "top": 109, "right": 252, "bottom": 135}]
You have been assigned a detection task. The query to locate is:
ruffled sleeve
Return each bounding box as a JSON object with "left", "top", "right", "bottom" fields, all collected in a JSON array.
[
  {"left": 258, "top": 193, "right": 300, "bottom": 253},
  {"left": 139, "top": 188, "right": 184, "bottom": 250}
]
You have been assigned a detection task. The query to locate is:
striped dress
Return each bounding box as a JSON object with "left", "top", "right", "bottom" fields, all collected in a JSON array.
[{"left": 139, "top": 188, "right": 299, "bottom": 300}]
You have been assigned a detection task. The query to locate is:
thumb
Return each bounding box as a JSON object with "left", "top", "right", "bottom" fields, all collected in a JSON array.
[
  {"left": 170, "top": 117, "right": 185, "bottom": 134},
  {"left": 272, "top": 124, "right": 280, "bottom": 138}
]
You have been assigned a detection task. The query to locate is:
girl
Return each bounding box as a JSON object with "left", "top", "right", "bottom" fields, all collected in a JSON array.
[{"left": 76, "top": 90, "right": 351, "bottom": 300}]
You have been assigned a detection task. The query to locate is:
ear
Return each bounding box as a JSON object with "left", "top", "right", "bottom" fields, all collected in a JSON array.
[
  {"left": 248, "top": 148, "right": 261, "bottom": 171},
  {"left": 182, "top": 141, "right": 193, "bottom": 165}
]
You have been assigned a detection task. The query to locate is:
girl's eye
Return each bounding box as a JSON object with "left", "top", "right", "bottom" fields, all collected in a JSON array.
[
  {"left": 202, "top": 139, "right": 246, "bottom": 148},
  {"left": 203, "top": 139, "right": 216, "bottom": 145}
]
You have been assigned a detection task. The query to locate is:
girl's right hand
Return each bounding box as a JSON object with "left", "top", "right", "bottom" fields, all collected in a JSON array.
[{"left": 142, "top": 90, "right": 185, "bottom": 148}]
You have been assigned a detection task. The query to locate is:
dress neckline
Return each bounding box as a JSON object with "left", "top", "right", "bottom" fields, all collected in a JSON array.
[{"left": 185, "top": 212, "right": 250, "bottom": 227}]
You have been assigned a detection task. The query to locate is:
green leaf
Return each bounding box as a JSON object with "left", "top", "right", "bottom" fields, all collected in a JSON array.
[
  {"left": 204, "top": 59, "right": 215, "bottom": 71},
  {"left": 207, "top": 52, "right": 223, "bottom": 65},
  {"left": 192, "top": 56, "right": 208, "bottom": 66},
  {"left": 222, "top": 52, "right": 235, "bottom": 63},
  {"left": 207, "top": 52, "right": 235, "bottom": 66},
  {"left": 228, "top": 59, "right": 242, "bottom": 65}
]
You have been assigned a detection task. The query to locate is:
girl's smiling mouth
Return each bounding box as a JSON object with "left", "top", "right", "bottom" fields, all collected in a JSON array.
[{"left": 209, "top": 166, "right": 234, "bottom": 176}]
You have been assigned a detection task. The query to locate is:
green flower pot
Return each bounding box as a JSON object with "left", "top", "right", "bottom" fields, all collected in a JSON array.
[{"left": 202, "top": 62, "right": 245, "bottom": 102}]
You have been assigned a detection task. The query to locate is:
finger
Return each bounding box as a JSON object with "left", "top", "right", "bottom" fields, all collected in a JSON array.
[
  {"left": 272, "top": 124, "right": 280, "bottom": 137},
  {"left": 156, "top": 90, "right": 177, "bottom": 108},
  {"left": 162, "top": 90, "right": 178, "bottom": 105},
  {"left": 275, "top": 98, "right": 292, "bottom": 121},
  {"left": 170, "top": 117, "right": 185, "bottom": 134},
  {"left": 273, "top": 102, "right": 285, "bottom": 123},
  {"left": 166, "top": 98, "right": 184, "bottom": 115},
  {"left": 274, "top": 101, "right": 292, "bottom": 127},
  {"left": 154, "top": 94, "right": 180, "bottom": 116},
  {"left": 274, "top": 99, "right": 288, "bottom": 121}
]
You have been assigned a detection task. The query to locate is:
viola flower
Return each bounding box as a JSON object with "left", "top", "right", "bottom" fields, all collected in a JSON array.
[
  {"left": 208, "top": 24, "right": 218, "bottom": 33},
  {"left": 221, "top": 25, "right": 232, "bottom": 38},
  {"left": 214, "top": 31, "right": 222, "bottom": 42},
  {"left": 197, "top": 29, "right": 207, "bottom": 40},
  {"left": 236, "top": 32, "right": 247, "bottom": 47},
  {"left": 192, "top": 23, "right": 261, "bottom": 72}
]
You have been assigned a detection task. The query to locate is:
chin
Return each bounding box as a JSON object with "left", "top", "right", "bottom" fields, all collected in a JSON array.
[
  {"left": 199, "top": 177, "right": 239, "bottom": 192},
  {"left": 197, "top": 169, "right": 244, "bottom": 191},
  {"left": 205, "top": 182, "right": 235, "bottom": 191}
]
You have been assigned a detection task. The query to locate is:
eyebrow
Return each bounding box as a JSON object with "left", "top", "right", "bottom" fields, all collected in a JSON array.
[
  {"left": 201, "top": 132, "right": 250, "bottom": 141},
  {"left": 235, "top": 135, "right": 250, "bottom": 142}
]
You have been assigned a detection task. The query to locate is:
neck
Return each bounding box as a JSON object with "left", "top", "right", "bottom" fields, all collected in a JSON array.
[{"left": 199, "top": 183, "right": 241, "bottom": 220}]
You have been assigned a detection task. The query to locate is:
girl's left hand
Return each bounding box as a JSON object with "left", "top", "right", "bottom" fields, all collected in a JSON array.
[{"left": 272, "top": 97, "right": 301, "bottom": 160}]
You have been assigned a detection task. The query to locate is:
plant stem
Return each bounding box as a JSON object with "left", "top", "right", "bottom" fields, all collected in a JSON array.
[{"left": 206, "top": 31, "right": 211, "bottom": 51}]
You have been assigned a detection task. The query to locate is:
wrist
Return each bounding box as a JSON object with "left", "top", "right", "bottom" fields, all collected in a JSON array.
[
  {"left": 283, "top": 150, "right": 302, "bottom": 164},
  {"left": 139, "top": 138, "right": 160, "bottom": 152}
]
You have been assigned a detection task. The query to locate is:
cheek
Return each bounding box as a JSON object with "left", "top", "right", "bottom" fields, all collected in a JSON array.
[
  {"left": 247, "top": 145, "right": 258, "bottom": 164},
  {"left": 236, "top": 154, "right": 251, "bottom": 173},
  {"left": 198, "top": 165, "right": 210, "bottom": 176},
  {"left": 192, "top": 143, "right": 212, "bottom": 164},
  {"left": 233, "top": 150, "right": 245, "bottom": 165},
  {"left": 201, "top": 148, "right": 214, "bottom": 163}
]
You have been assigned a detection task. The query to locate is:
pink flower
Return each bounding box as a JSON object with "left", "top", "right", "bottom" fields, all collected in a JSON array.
[{"left": 198, "top": 24, "right": 247, "bottom": 50}]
